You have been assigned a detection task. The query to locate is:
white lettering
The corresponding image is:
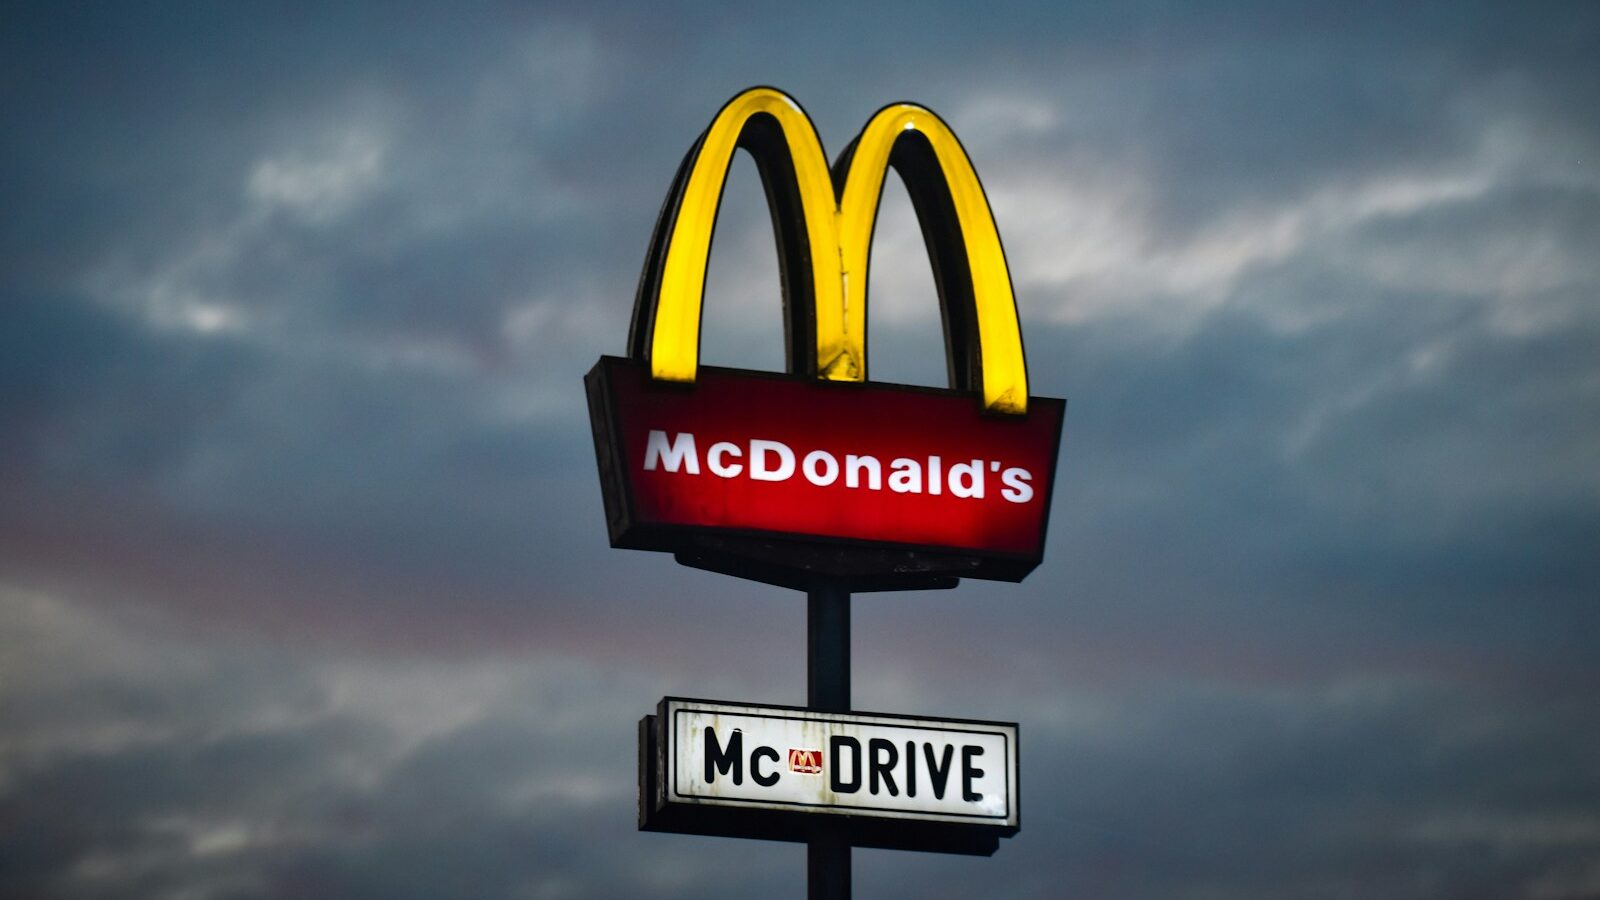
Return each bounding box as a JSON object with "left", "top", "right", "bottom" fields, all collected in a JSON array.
[
  {"left": 888, "top": 458, "right": 922, "bottom": 494},
  {"left": 1000, "top": 467, "right": 1034, "bottom": 503},
  {"left": 644, "top": 430, "right": 699, "bottom": 474},
  {"left": 639, "top": 430, "right": 1038, "bottom": 506},
  {"left": 948, "top": 459, "right": 985, "bottom": 499},
  {"left": 845, "top": 454, "right": 881, "bottom": 490},
  {"left": 708, "top": 441, "right": 743, "bottom": 478},
  {"left": 750, "top": 439, "right": 796, "bottom": 482},
  {"left": 802, "top": 450, "right": 840, "bottom": 486}
]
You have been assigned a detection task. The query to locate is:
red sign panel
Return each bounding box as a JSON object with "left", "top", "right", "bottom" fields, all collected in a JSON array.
[
  {"left": 586, "top": 357, "right": 1065, "bottom": 582},
  {"left": 788, "top": 748, "right": 823, "bottom": 774}
]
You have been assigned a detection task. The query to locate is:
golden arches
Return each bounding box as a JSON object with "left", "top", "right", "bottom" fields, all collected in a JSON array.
[{"left": 631, "top": 87, "right": 1029, "bottom": 414}]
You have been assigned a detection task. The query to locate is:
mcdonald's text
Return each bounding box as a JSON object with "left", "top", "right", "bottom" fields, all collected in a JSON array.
[
  {"left": 642, "top": 431, "right": 1037, "bottom": 503},
  {"left": 588, "top": 357, "right": 1065, "bottom": 580}
]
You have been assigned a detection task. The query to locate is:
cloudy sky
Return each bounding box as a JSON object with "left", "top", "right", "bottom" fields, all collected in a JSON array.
[{"left": 4, "top": 2, "right": 1598, "bottom": 897}]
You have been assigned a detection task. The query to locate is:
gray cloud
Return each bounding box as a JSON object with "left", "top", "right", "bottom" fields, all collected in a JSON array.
[
  {"left": 5, "top": 590, "right": 1596, "bottom": 899},
  {"left": 3, "top": 1, "right": 1598, "bottom": 897}
]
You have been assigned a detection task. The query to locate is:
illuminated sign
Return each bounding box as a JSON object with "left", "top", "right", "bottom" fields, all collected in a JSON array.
[
  {"left": 587, "top": 87, "right": 1065, "bottom": 584},
  {"left": 639, "top": 698, "right": 1018, "bottom": 855}
]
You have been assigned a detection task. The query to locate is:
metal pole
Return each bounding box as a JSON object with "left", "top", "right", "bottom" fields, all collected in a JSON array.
[{"left": 807, "top": 580, "right": 850, "bottom": 900}]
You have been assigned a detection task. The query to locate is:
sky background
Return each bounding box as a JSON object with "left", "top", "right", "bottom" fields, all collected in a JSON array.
[{"left": 4, "top": 2, "right": 1599, "bottom": 898}]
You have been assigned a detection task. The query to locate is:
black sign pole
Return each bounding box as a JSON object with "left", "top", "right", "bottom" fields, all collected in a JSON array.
[{"left": 807, "top": 579, "right": 851, "bottom": 900}]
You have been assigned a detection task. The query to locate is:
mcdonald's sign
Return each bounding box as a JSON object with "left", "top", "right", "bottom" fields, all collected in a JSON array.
[{"left": 587, "top": 87, "right": 1066, "bottom": 585}]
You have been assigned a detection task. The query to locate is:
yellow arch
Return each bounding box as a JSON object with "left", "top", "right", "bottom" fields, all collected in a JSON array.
[
  {"left": 648, "top": 88, "right": 846, "bottom": 383},
  {"left": 643, "top": 87, "right": 1028, "bottom": 413},
  {"left": 837, "top": 104, "right": 1028, "bottom": 414}
]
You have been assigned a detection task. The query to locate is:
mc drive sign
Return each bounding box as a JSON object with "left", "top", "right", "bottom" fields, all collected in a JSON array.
[{"left": 652, "top": 699, "right": 1018, "bottom": 830}]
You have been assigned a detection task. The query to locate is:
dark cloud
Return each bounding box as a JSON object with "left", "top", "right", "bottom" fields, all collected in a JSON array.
[{"left": 3, "top": 1, "right": 1598, "bottom": 897}]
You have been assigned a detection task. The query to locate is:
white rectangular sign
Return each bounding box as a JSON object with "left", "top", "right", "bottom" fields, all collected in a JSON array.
[{"left": 660, "top": 699, "right": 1018, "bottom": 827}]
